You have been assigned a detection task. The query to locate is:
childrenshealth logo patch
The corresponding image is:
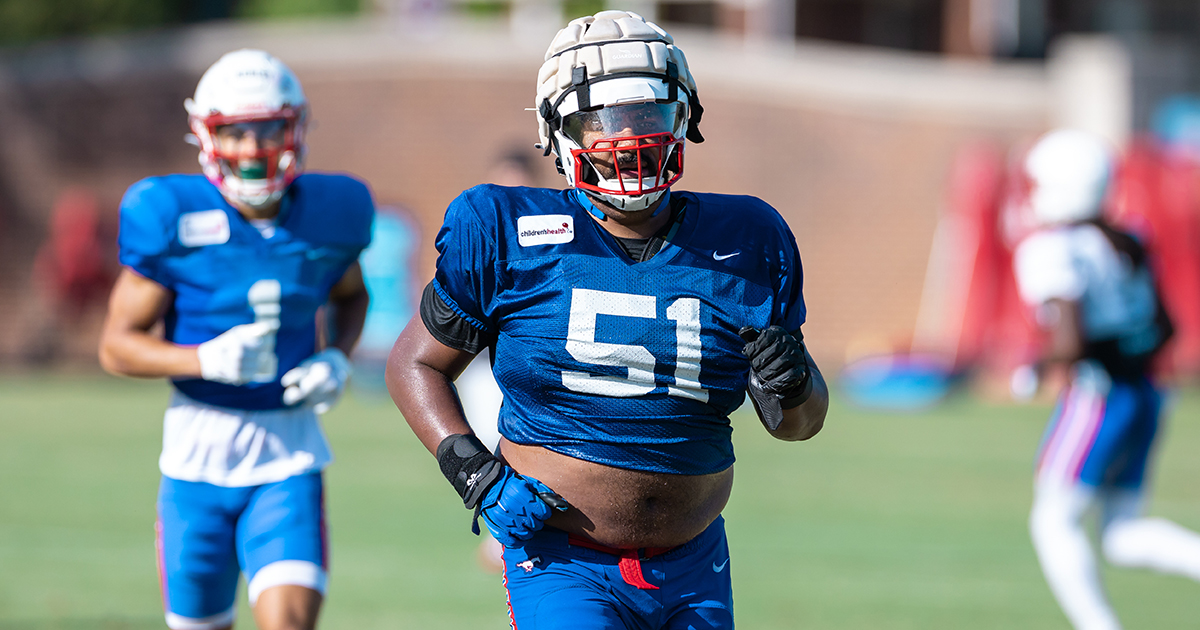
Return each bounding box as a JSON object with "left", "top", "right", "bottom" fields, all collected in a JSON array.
[
  {"left": 517, "top": 214, "right": 574, "bottom": 247},
  {"left": 179, "top": 209, "right": 231, "bottom": 247}
]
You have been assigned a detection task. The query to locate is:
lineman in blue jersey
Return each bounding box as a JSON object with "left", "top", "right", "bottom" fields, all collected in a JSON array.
[
  {"left": 98, "top": 50, "right": 373, "bottom": 630},
  {"left": 1016, "top": 130, "right": 1200, "bottom": 630},
  {"left": 387, "top": 12, "right": 829, "bottom": 629}
]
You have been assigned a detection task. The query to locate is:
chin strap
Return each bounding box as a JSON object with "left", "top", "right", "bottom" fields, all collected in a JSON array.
[
  {"left": 573, "top": 188, "right": 608, "bottom": 221},
  {"left": 649, "top": 189, "right": 672, "bottom": 216},
  {"left": 573, "top": 188, "right": 671, "bottom": 219}
]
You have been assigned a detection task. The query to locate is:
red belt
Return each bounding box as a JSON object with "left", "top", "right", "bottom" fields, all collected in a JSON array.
[{"left": 567, "top": 534, "right": 678, "bottom": 590}]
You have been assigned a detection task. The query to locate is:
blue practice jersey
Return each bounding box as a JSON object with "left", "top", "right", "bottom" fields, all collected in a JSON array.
[
  {"left": 119, "top": 173, "right": 374, "bottom": 410},
  {"left": 433, "top": 185, "right": 806, "bottom": 475}
]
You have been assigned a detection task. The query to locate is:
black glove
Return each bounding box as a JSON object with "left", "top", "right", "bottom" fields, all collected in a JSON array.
[{"left": 739, "top": 326, "right": 813, "bottom": 410}]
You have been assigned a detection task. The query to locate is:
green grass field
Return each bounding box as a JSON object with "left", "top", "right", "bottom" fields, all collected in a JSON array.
[{"left": 2, "top": 375, "right": 1198, "bottom": 629}]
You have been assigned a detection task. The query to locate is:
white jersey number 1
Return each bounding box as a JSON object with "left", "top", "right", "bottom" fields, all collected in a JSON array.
[{"left": 247, "top": 279, "right": 281, "bottom": 383}]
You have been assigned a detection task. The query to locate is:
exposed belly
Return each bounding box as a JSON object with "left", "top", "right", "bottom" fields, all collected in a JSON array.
[{"left": 498, "top": 438, "right": 734, "bottom": 549}]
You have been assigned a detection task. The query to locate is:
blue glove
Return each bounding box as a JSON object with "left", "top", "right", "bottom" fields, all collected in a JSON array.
[
  {"left": 478, "top": 469, "right": 557, "bottom": 547},
  {"left": 436, "top": 434, "right": 569, "bottom": 545}
]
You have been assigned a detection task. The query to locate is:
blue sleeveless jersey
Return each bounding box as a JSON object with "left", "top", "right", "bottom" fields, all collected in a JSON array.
[
  {"left": 433, "top": 185, "right": 806, "bottom": 475},
  {"left": 118, "top": 173, "right": 374, "bottom": 410}
]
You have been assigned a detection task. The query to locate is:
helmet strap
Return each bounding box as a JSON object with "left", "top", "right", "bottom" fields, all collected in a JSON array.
[
  {"left": 649, "top": 188, "right": 671, "bottom": 217},
  {"left": 573, "top": 188, "right": 608, "bottom": 221},
  {"left": 666, "top": 61, "right": 678, "bottom": 103},
  {"left": 572, "top": 66, "right": 591, "bottom": 111}
]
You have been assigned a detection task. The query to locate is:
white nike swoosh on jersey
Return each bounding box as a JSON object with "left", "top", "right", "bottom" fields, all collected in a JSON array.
[
  {"left": 713, "top": 558, "right": 730, "bottom": 572},
  {"left": 713, "top": 251, "right": 740, "bottom": 261}
]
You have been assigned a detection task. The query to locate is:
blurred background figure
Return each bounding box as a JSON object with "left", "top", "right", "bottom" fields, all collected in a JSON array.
[
  {"left": 97, "top": 49, "right": 373, "bottom": 630},
  {"left": 23, "top": 188, "right": 115, "bottom": 364},
  {"left": 1015, "top": 129, "right": 1200, "bottom": 630}
]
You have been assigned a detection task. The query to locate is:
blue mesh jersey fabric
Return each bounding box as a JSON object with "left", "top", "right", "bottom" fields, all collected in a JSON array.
[{"left": 118, "top": 173, "right": 374, "bottom": 410}]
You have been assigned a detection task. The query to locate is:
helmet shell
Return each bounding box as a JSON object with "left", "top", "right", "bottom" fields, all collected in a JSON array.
[
  {"left": 1025, "top": 129, "right": 1114, "bottom": 226},
  {"left": 185, "top": 49, "right": 308, "bottom": 210}
]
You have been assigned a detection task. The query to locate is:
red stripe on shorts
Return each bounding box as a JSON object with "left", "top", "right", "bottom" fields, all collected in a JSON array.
[
  {"left": 1069, "top": 397, "right": 1107, "bottom": 480},
  {"left": 154, "top": 517, "right": 169, "bottom": 612},
  {"left": 501, "top": 546, "right": 518, "bottom": 630}
]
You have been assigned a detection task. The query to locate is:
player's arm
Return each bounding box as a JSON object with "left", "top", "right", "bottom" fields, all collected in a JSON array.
[
  {"left": 1040, "top": 298, "right": 1084, "bottom": 365},
  {"left": 385, "top": 315, "right": 477, "bottom": 453},
  {"left": 386, "top": 307, "right": 563, "bottom": 544},
  {"left": 767, "top": 349, "right": 828, "bottom": 441},
  {"left": 741, "top": 326, "right": 829, "bottom": 441},
  {"left": 99, "top": 268, "right": 202, "bottom": 378},
  {"left": 325, "top": 261, "right": 369, "bottom": 355}
]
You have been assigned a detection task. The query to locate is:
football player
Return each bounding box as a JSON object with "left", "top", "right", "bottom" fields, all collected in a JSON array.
[
  {"left": 386, "top": 11, "right": 828, "bottom": 629},
  {"left": 98, "top": 49, "right": 373, "bottom": 630},
  {"left": 1016, "top": 129, "right": 1200, "bottom": 630}
]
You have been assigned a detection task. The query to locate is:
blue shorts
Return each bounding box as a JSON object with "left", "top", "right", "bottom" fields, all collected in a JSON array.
[
  {"left": 501, "top": 516, "right": 733, "bottom": 630},
  {"left": 1036, "top": 373, "right": 1161, "bottom": 489},
  {"left": 155, "top": 473, "right": 328, "bottom": 629}
]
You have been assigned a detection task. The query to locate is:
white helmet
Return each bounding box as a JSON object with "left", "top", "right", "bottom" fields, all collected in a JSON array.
[
  {"left": 536, "top": 11, "right": 704, "bottom": 212},
  {"left": 185, "top": 49, "right": 308, "bottom": 210},
  {"left": 1024, "top": 129, "right": 1114, "bottom": 225}
]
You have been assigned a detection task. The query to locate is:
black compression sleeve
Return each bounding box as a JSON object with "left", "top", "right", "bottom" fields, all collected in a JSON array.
[
  {"left": 419, "top": 281, "right": 495, "bottom": 354},
  {"left": 436, "top": 434, "right": 505, "bottom": 509}
]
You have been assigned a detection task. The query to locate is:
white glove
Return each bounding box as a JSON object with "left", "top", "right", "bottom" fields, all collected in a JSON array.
[
  {"left": 196, "top": 321, "right": 279, "bottom": 385},
  {"left": 282, "top": 348, "right": 351, "bottom": 414}
]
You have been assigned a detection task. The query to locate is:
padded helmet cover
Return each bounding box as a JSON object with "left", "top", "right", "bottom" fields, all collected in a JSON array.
[
  {"left": 536, "top": 11, "right": 702, "bottom": 151},
  {"left": 535, "top": 11, "right": 704, "bottom": 211}
]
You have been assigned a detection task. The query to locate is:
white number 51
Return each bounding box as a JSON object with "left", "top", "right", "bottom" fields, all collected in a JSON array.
[{"left": 562, "top": 288, "right": 708, "bottom": 402}]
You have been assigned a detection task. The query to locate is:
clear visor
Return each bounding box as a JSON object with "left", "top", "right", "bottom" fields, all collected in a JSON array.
[
  {"left": 211, "top": 118, "right": 292, "bottom": 181},
  {"left": 214, "top": 119, "right": 289, "bottom": 152},
  {"left": 562, "top": 101, "right": 685, "bottom": 149}
]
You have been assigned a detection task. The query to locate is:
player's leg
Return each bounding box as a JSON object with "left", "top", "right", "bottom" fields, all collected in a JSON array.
[
  {"left": 157, "top": 477, "right": 244, "bottom": 630},
  {"left": 1030, "top": 482, "right": 1118, "bottom": 630},
  {"left": 1029, "top": 377, "right": 1127, "bottom": 630},
  {"left": 1101, "top": 489, "right": 1200, "bottom": 580},
  {"left": 237, "top": 472, "right": 328, "bottom": 630},
  {"left": 477, "top": 533, "right": 506, "bottom": 574},
  {"left": 514, "top": 586, "right": 632, "bottom": 629},
  {"left": 252, "top": 585, "right": 323, "bottom": 630},
  {"left": 1100, "top": 384, "right": 1200, "bottom": 580}
]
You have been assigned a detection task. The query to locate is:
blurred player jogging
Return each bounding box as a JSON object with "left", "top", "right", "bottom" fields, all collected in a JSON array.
[
  {"left": 1015, "top": 129, "right": 1200, "bottom": 630},
  {"left": 387, "top": 11, "right": 829, "bottom": 629},
  {"left": 98, "top": 50, "right": 373, "bottom": 630}
]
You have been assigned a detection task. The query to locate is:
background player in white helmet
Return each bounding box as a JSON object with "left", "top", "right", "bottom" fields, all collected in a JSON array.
[
  {"left": 99, "top": 49, "right": 374, "bottom": 630},
  {"left": 387, "top": 11, "right": 828, "bottom": 629},
  {"left": 1015, "top": 129, "right": 1200, "bottom": 630}
]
